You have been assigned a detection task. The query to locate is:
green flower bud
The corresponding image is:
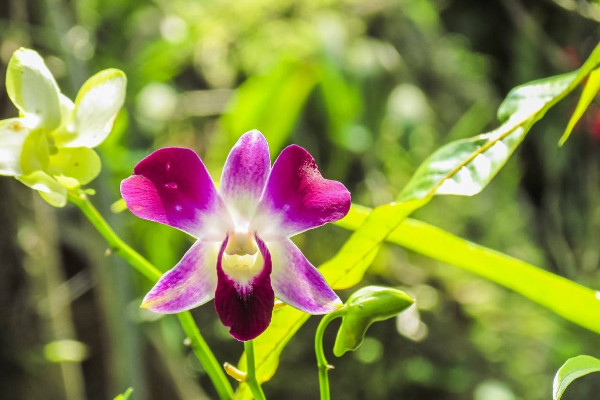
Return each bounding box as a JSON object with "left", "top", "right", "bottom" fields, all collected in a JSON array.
[{"left": 333, "top": 286, "right": 414, "bottom": 357}]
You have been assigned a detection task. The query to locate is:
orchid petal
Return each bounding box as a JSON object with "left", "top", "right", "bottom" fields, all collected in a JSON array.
[
  {"left": 49, "top": 147, "right": 101, "bottom": 188},
  {"left": 252, "top": 145, "right": 351, "bottom": 239},
  {"left": 0, "top": 118, "right": 30, "bottom": 176},
  {"left": 268, "top": 239, "right": 342, "bottom": 313},
  {"left": 220, "top": 130, "right": 270, "bottom": 226},
  {"left": 215, "top": 235, "right": 274, "bottom": 341},
  {"left": 6, "top": 48, "right": 61, "bottom": 130},
  {"left": 17, "top": 170, "right": 67, "bottom": 207},
  {"left": 141, "top": 240, "right": 220, "bottom": 313},
  {"left": 121, "top": 147, "right": 233, "bottom": 239},
  {"left": 54, "top": 69, "right": 126, "bottom": 148}
]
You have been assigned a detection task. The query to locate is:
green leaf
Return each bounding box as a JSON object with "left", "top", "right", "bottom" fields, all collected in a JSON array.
[
  {"left": 55, "top": 69, "right": 127, "bottom": 148},
  {"left": 553, "top": 355, "right": 600, "bottom": 400},
  {"left": 499, "top": 42, "right": 600, "bottom": 123},
  {"left": 49, "top": 147, "right": 101, "bottom": 187},
  {"left": 319, "top": 199, "right": 428, "bottom": 289},
  {"left": 113, "top": 387, "right": 134, "bottom": 400},
  {"left": 333, "top": 286, "right": 413, "bottom": 357},
  {"left": 496, "top": 72, "right": 577, "bottom": 123},
  {"left": 398, "top": 110, "right": 533, "bottom": 201},
  {"left": 17, "top": 170, "right": 67, "bottom": 207},
  {"left": 336, "top": 205, "right": 600, "bottom": 336},
  {"left": 0, "top": 118, "right": 30, "bottom": 176},
  {"left": 559, "top": 67, "right": 600, "bottom": 146},
  {"left": 5, "top": 48, "right": 62, "bottom": 130}
]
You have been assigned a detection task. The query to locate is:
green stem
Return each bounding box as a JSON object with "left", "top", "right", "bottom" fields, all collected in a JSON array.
[
  {"left": 244, "top": 341, "right": 267, "bottom": 400},
  {"left": 67, "top": 192, "right": 234, "bottom": 400},
  {"left": 314, "top": 310, "right": 345, "bottom": 400}
]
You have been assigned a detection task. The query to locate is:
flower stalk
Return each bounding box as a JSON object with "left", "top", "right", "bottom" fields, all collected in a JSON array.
[
  {"left": 243, "top": 340, "right": 267, "bottom": 400},
  {"left": 314, "top": 309, "right": 346, "bottom": 400},
  {"left": 67, "top": 191, "right": 234, "bottom": 400}
]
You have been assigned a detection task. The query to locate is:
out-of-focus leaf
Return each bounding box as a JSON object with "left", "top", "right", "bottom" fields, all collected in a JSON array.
[
  {"left": 113, "top": 387, "right": 134, "bottom": 400},
  {"left": 213, "top": 59, "right": 318, "bottom": 172},
  {"left": 43, "top": 339, "right": 89, "bottom": 363},
  {"left": 6, "top": 48, "right": 61, "bottom": 130},
  {"left": 318, "top": 61, "right": 367, "bottom": 152},
  {"left": 333, "top": 286, "right": 413, "bottom": 357},
  {"left": 553, "top": 355, "right": 600, "bottom": 400},
  {"left": 336, "top": 205, "right": 600, "bottom": 336},
  {"left": 559, "top": 67, "right": 600, "bottom": 146}
]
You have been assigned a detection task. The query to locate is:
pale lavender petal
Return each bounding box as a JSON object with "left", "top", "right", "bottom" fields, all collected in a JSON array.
[
  {"left": 252, "top": 145, "right": 351, "bottom": 239},
  {"left": 214, "top": 235, "right": 274, "bottom": 341},
  {"left": 141, "top": 240, "right": 220, "bottom": 313},
  {"left": 220, "top": 130, "right": 270, "bottom": 226},
  {"left": 121, "top": 147, "right": 233, "bottom": 239},
  {"left": 268, "top": 239, "right": 341, "bottom": 313}
]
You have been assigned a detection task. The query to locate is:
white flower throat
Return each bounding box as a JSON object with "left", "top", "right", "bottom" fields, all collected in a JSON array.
[{"left": 222, "top": 232, "right": 264, "bottom": 284}]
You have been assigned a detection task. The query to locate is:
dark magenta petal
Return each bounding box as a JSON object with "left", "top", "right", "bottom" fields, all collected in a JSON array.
[
  {"left": 142, "top": 240, "right": 220, "bottom": 313},
  {"left": 220, "top": 130, "right": 271, "bottom": 224},
  {"left": 121, "top": 147, "right": 233, "bottom": 239},
  {"left": 214, "top": 236, "right": 274, "bottom": 341},
  {"left": 269, "top": 239, "right": 342, "bottom": 313},
  {"left": 252, "top": 145, "right": 351, "bottom": 239}
]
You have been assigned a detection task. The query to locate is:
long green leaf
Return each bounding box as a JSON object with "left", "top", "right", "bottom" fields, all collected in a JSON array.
[
  {"left": 337, "top": 205, "right": 600, "bottom": 335},
  {"left": 559, "top": 67, "right": 600, "bottom": 146},
  {"left": 553, "top": 355, "right": 600, "bottom": 400}
]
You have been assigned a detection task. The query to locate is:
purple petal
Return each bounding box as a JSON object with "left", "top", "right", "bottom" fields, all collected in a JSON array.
[
  {"left": 268, "top": 239, "right": 342, "bottom": 313},
  {"left": 214, "top": 235, "right": 274, "bottom": 341},
  {"left": 121, "top": 147, "right": 233, "bottom": 239},
  {"left": 252, "top": 145, "right": 351, "bottom": 239},
  {"left": 141, "top": 240, "right": 220, "bottom": 313},
  {"left": 220, "top": 130, "right": 270, "bottom": 225}
]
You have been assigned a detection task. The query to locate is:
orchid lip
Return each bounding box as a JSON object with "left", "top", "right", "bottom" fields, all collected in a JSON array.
[{"left": 221, "top": 231, "right": 263, "bottom": 286}]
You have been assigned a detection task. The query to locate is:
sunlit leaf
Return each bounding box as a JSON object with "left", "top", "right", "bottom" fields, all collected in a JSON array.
[
  {"left": 398, "top": 109, "right": 533, "bottom": 201},
  {"left": 55, "top": 69, "right": 127, "bottom": 148},
  {"left": 5, "top": 48, "right": 61, "bottom": 130},
  {"left": 333, "top": 286, "right": 413, "bottom": 357},
  {"left": 553, "top": 355, "right": 600, "bottom": 400},
  {"left": 496, "top": 72, "right": 577, "bottom": 123},
  {"left": 559, "top": 67, "right": 600, "bottom": 146}
]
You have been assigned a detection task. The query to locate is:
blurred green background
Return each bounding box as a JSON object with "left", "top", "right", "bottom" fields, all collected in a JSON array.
[{"left": 1, "top": 0, "right": 600, "bottom": 399}]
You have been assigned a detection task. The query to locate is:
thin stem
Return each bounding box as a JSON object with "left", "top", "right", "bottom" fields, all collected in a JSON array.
[
  {"left": 244, "top": 341, "right": 267, "bottom": 400},
  {"left": 315, "top": 310, "right": 345, "bottom": 400},
  {"left": 67, "top": 191, "right": 234, "bottom": 400}
]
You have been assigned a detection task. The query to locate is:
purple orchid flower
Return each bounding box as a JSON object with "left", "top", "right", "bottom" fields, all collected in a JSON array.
[{"left": 121, "top": 130, "right": 351, "bottom": 341}]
